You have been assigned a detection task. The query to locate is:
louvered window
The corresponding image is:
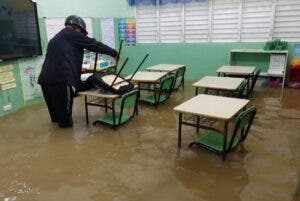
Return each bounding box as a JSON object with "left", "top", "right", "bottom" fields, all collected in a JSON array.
[
  {"left": 240, "top": 0, "right": 273, "bottom": 42},
  {"left": 184, "top": 1, "right": 209, "bottom": 42},
  {"left": 159, "top": 4, "right": 183, "bottom": 43},
  {"left": 211, "top": 0, "right": 240, "bottom": 42},
  {"left": 135, "top": 0, "right": 300, "bottom": 43},
  {"left": 273, "top": 0, "right": 300, "bottom": 41},
  {"left": 136, "top": 5, "right": 158, "bottom": 43}
]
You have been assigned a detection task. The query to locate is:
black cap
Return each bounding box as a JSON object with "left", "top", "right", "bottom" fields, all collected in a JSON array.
[{"left": 65, "top": 15, "right": 88, "bottom": 35}]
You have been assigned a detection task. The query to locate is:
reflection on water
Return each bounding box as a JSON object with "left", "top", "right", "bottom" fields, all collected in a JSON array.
[{"left": 0, "top": 82, "right": 299, "bottom": 201}]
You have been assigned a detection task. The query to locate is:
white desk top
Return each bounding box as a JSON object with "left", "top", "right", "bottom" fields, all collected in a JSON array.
[
  {"left": 146, "top": 64, "right": 185, "bottom": 72},
  {"left": 78, "top": 89, "right": 120, "bottom": 99},
  {"left": 174, "top": 94, "right": 249, "bottom": 120},
  {"left": 217, "top": 65, "right": 256, "bottom": 75},
  {"left": 127, "top": 71, "right": 168, "bottom": 83},
  {"left": 193, "top": 76, "right": 244, "bottom": 91}
]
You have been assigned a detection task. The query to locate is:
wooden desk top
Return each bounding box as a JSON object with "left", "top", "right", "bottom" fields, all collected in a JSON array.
[
  {"left": 217, "top": 65, "right": 256, "bottom": 75},
  {"left": 193, "top": 76, "right": 244, "bottom": 91},
  {"left": 146, "top": 64, "right": 185, "bottom": 72},
  {"left": 174, "top": 94, "right": 249, "bottom": 120},
  {"left": 78, "top": 89, "right": 120, "bottom": 99},
  {"left": 127, "top": 71, "right": 168, "bottom": 83}
]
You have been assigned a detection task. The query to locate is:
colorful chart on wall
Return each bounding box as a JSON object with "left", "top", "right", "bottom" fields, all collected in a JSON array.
[
  {"left": 118, "top": 18, "right": 136, "bottom": 46},
  {"left": 19, "top": 58, "right": 43, "bottom": 101}
]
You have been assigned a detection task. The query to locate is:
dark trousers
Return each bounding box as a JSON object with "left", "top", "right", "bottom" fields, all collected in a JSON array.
[{"left": 41, "top": 84, "right": 74, "bottom": 128}]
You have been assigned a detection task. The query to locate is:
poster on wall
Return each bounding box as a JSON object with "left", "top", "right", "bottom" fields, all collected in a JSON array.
[
  {"left": 101, "top": 18, "right": 115, "bottom": 49},
  {"left": 118, "top": 18, "right": 136, "bottom": 46},
  {"left": 45, "top": 17, "right": 93, "bottom": 41},
  {"left": 19, "top": 58, "right": 43, "bottom": 101},
  {"left": 126, "top": 18, "right": 136, "bottom": 46}
]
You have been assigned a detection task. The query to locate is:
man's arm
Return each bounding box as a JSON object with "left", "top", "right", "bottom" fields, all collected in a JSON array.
[{"left": 72, "top": 31, "right": 118, "bottom": 57}]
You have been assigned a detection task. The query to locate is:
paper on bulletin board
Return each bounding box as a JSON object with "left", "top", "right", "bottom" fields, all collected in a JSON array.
[
  {"left": 294, "top": 44, "right": 300, "bottom": 58},
  {"left": 19, "top": 58, "right": 43, "bottom": 101},
  {"left": 45, "top": 17, "right": 93, "bottom": 41},
  {"left": 101, "top": 18, "right": 115, "bottom": 49},
  {"left": 0, "top": 65, "right": 16, "bottom": 91}
]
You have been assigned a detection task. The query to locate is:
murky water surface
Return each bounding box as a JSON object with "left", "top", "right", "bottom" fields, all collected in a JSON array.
[{"left": 0, "top": 82, "right": 300, "bottom": 201}]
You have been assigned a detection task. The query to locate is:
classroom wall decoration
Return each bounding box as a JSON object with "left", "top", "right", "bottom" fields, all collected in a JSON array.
[
  {"left": 101, "top": 18, "right": 116, "bottom": 49},
  {"left": 19, "top": 58, "right": 43, "bottom": 101},
  {"left": 0, "top": 65, "right": 16, "bottom": 91},
  {"left": 118, "top": 18, "right": 136, "bottom": 46},
  {"left": 45, "top": 17, "right": 93, "bottom": 41}
]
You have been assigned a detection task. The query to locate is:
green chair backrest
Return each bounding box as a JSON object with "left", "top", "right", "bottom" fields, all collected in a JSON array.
[
  {"left": 118, "top": 89, "right": 139, "bottom": 123},
  {"left": 122, "top": 89, "right": 139, "bottom": 108},
  {"left": 161, "top": 76, "right": 174, "bottom": 91},
  {"left": 173, "top": 66, "right": 186, "bottom": 89},
  {"left": 176, "top": 66, "right": 186, "bottom": 77},
  {"left": 153, "top": 76, "right": 174, "bottom": 103},
  {"left": 248, "top": 69, "right": 261, "bottom": 96},
  {"left": 227, "top": 106, "right": 257, "bottom": 151},
  {"left": 236, "top": 81, "right": 247, "bottom": 98}
]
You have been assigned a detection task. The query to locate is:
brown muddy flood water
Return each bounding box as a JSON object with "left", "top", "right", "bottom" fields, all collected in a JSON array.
[{"left": 0, "top": 81, "right": 300, "bottom": 201}]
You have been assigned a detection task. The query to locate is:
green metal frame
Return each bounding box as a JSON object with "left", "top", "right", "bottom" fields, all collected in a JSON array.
[
  {"left": 189, "top": 106, "right": 257, "bottom": 160},
  {"left": 140, "top": 76, "right": 174, "bottom": 106},
  {"left": 93, "top": 89, "right": 139, "bottom": 129}
]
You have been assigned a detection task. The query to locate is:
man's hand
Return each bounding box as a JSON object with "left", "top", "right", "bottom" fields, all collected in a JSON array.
[{"left": 114, "top": 53, "right": 120, "bottom": 61}]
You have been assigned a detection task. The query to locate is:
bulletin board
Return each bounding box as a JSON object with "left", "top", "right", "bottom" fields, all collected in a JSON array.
[{"left": 45, "top": 17, "right": 93, "bottom": 41}]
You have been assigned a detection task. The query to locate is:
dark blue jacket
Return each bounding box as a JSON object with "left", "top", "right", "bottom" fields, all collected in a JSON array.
[{"left": 38, "top": 27, "right": 117, "bottom": 88}]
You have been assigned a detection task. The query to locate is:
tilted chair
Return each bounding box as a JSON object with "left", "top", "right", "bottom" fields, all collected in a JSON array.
[
  {"left": 93, "top": 89, "right": 139, "bottom": 129},
  {"left": 140, "top": 76, "right": 174, "bottom": 105},
  {"left": 189, "top": 106, "right": 257, "bottom": 160},
  {"left": 172, "top": 66, "right": 186, "bottom": 90}
]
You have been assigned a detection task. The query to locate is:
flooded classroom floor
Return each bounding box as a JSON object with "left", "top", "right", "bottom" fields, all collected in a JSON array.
[{"left": 0, "top": 81, "right": 300, "bottom": 201}]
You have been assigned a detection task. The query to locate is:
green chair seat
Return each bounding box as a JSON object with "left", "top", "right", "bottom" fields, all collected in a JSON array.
[
  {"left": 140, "top": 94, "right": 167, "bottom": 104},
  {"left": 189, "top": 106, "right": 257, "bottom": 160},
  {"left": 192, "top": 131, "right": 239, "bottom": 153},
  {"left": 92, "top": 89, "right": 139, "bottom": 129},
  {"left": 94, "top": 112, "right": 130, "bottom": 125}
]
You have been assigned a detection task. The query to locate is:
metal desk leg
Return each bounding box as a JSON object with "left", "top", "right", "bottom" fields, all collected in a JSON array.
[
  {"left": 246, "top": 76, "right": 250, "bottom": 97},
  {"left": 195, "top": 87, "right": 199, "bottom": 96},
  {"left": 112, "top": 99, "right": 116, "bottom": 130},
  {"left": 105, "top": 99, "right": 108, "bottom": 113},
  {"left": 196, "top": 116, "right": 200, "bottom": 132},
  {"left": 85, "top": 96, "right": 89, "bottom": 124},
  {"left": 223, "top": 121, "right": 229, "bottom": 161},
  {"left": 178, "top": 113, "right": 182, "bottom": 148}
]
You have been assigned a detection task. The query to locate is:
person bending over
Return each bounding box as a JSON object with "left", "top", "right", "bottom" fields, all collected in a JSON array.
[{"left": 38, "top": 15, "right": 118, "bottom": 128}]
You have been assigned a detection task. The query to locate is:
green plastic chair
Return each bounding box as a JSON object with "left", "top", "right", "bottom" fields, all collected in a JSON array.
[
  {"left": 247, "top": 69, "right": 261, "bottom": 98},
  {"left": 189, "top": 106, "right": 257, "bottom": 160},
  {"left": 93, "top": 89, "right": 139, "bottom": 129},
  {"left": 233, "top": 80, "right": 247, "bottom": 98},
  {"left": 140, "top": 76, "right": 174, "bottom": 105},
  {"left": 172, "top": 66, "right": 186, "bottom": 90}
]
